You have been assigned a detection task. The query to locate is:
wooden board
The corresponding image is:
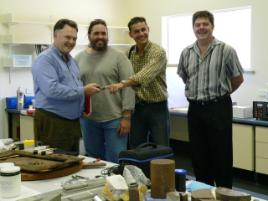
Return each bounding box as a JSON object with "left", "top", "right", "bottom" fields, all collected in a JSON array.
[
  {"left": 0, "top": 150, "right": 83, "bottom": 173},
  {"left": 0, "top": 150, "right": 84, "bottom": 181},
  {"left": 21, "top": 162, "right": 84, "bottom": 181}
]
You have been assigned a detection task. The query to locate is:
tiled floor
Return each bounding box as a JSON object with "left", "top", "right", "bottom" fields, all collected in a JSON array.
[{"left": 171, "top": 140, "right": 268, "bottom": 200}]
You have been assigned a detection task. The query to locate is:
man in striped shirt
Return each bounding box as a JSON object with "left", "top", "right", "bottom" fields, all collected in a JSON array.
[
  {"left": 108, "top": 17, "right": 170, "bottom": 148},
  {"left": 177, "top": 10, "right": 244, "bottom": 188}
]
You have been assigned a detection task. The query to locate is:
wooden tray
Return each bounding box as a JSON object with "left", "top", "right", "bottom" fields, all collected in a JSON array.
[
  {"left": 21, "top": 162, "right": 84, "bottom": 181},
  {"left": 0, "top": 150, "right": 84, "bottom": 180}
]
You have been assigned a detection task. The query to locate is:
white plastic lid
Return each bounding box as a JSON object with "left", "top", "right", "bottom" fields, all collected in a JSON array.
[
  {"left": 0, "top": 162, "right": 15, "bottom": 169},
  {"left": 0, "top": 166, "right": 20, "bottom": 174}
]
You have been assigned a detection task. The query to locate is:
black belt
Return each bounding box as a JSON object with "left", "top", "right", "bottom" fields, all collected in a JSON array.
[
  {"left": 136, "top": 100, "right": 167, "bottom": 106},
  {"left": 187, "top": 94, "right": 230, "bottom": 106}
]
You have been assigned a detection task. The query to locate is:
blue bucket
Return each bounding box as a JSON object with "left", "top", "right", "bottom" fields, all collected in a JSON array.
[{"left": 6, "top": 97, "right": 17, "bottom": 109}]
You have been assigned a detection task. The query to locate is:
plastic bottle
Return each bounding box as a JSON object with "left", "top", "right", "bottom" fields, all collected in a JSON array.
[
  {"left": 0, "top": 166, "right": 21, "bottom": 198},
  {"left": 16, "top": 87, "right": 24, "bottom": 111}
]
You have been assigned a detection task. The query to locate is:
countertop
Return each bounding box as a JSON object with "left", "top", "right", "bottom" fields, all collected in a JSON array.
[{"left": 170, "top": 108, "right": 268, "bottom": 127}]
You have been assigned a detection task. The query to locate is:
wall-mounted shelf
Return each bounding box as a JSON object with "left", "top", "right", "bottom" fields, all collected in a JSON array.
[
  {"left": 0, "top": 14, "right": 52, "bottom": 44},
  {"left": 1, "top": 13, "right": 132, "bottom": 46},
  {"left": 76, "top": 23, "right": 132, "bottom": 46},
  {"left": 1, "top": 13, "right": 133, "bottom": 82},
  {"left": 4, "top": 66, "right": 32, "bottom": 69}
]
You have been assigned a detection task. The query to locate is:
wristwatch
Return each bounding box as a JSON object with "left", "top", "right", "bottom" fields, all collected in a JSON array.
[{"left": 120, "top": 80, "right": 128, "bottom": 86}]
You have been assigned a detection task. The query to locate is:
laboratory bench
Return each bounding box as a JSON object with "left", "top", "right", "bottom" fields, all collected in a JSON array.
[
  {"left": 0, "top": 156, "right": 115, "bottom": 201},
  {"left": 170, "top": 109, "right": 268, "bottom": 176},
  {"left": 5, "top": 108, "right": 268, "bottom": 176}
]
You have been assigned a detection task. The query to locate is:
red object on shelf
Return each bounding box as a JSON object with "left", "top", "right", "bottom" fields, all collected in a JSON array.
[
  {"left": 84, "top": 96, "right": 92, "bottom": 115},
  {"left": 27, "top": 108, "right": 35, "bottom": 116}
]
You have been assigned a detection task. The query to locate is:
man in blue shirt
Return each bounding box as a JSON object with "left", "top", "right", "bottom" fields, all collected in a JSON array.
[{"left": 32, "top": 19, "right": 100, "bottom": 154}]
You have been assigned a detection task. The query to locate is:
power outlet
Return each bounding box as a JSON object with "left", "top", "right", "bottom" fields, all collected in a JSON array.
[{"left": 257, "top": 89, "right": 268, "bottom": 98}]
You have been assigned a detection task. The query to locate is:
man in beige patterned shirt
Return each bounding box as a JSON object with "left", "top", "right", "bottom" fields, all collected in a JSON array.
[{"left": 108, "top": 17, "right": 170, "bottom": 148}]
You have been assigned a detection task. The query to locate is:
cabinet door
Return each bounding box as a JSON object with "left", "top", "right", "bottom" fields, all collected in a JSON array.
[
  {"left": 255, "top": 126, "right": 268, "bottom": 174},
  {"left": 232, "top": 124, "right": 254, "bottom": 171},
  {"left": 170, "top": 115, "right": 189, "bottom": 142},
  {"left": 20, "top": 115, "right": 34, "bottom": 141}
]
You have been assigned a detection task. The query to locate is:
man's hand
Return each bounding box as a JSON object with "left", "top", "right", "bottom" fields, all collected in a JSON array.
[
  {"left": 231, "top": 75, "right": 244, "bottom": 93},
  {"left": 84, "top": 83, "right": 101, "bottom": 95},
  {"left": 107, "top": 83, "right": 124, "bottom": 94},
  {"left": 117, "top": 118, "right": 130, "bottom": 136}
]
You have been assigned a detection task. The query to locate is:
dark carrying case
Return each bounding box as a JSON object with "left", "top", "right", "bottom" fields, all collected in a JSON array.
[{"left": 118, "top": 143, "right": 174, "bottom": 178}]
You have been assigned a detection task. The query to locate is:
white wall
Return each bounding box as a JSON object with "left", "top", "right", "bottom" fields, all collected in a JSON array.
[
  {"left": 1, "top": 0, "right": 268, "bottom": 137},
  {"left": 124, "top": 0, "right": 268, "bottom": 106}
]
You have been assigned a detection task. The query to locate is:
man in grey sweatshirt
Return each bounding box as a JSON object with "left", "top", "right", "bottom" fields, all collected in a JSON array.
[{"left": 75, "top": 19, "right": 135, "bottom": 163}]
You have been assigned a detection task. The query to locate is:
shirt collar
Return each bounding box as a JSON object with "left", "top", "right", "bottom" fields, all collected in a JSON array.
[
  {"left": 192, "top": 37, "right": 221, "bottom": 49},
  {"left": 52, "top": 46, "right": 71, "bottom": 62},
  {"left": 134, "top": 41, "right": 152, "bottom": 54},
  {"left": 191, "top": 37, "right": 222, "bottom": 56}
]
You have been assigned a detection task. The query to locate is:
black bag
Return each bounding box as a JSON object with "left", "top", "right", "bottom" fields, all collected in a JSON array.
[{"left": 118, "top": 143, "right": 174, "bottom": 178}]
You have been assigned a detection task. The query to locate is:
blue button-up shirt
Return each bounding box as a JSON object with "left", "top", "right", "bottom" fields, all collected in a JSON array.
[{"left": 32, "top": 46, "right": 84, "bottom": 119}]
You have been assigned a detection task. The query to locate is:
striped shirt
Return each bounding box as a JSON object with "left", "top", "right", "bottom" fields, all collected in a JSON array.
[
  {"left": 129, "top": 41, "right": 168, "bottom": 103},
  {"left": 177, "top": 38, "right": 243, "bottom": 101}
]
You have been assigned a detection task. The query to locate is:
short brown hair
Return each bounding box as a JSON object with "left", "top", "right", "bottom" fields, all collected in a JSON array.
[
  {"left": 88, "top": 19, "right": 107, "bottom": 34},
  {"left": 192, "top": 10, "right": 214, "bottom": 27},
  {"left": 53, "top": 19, "right": 78, "bottom": 32},
  {"left": 128, "top": 17, "right": 147, "bottom": 31}
]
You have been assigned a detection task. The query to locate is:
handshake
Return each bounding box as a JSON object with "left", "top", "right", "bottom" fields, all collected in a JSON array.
[{"left": 84, "top": 82, "right": 125, "bottom": 96}]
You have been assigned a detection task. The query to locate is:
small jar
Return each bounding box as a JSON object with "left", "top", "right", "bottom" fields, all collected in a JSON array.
[
  {"left": 0, "top": 162, "right": 15, "bottom": 170},
  {"left": 129, "top": 182, "right": 140, "bottom": 201},
  {"left": 24, "top": 139, "right": 35, "bottom": 150},
  {"left": 0, "top": 166, "right": 21, "bottom": 198},
  {"left": 175, "top": 169, "right": 187, "bottom": 192}
]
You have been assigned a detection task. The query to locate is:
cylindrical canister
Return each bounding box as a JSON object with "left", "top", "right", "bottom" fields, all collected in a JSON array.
[
  {"left": 175, "top": 169, "right": 187, "bottom": 192},
  {"left": 129, "top": 182, "right": 140, "bottom": 201},
  {"left": 150, "top": 159, "right": 175, "bottom": 198},
  {"left": 0, "top": 166, "right": 21, "bottom": 198}
]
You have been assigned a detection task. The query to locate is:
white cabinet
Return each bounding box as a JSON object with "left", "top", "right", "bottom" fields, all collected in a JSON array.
[
  {"left": 20, "top": 115, "right": 34, "bottom": 141},
  {"left": 232, "top": 124, "right": 254, "bottom": 171},
  {"left": 255, "top": 126, "right": 268, "bottom": 174},
  {"left": 170, "top": 115, "right": 189, "bottom": 142}
]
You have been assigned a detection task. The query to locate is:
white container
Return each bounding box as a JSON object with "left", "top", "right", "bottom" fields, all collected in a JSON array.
[
  {"left": 233, "top": 106, "right": 252, "bottom": 118},
  {"left": 0, "top": 166, "right": 21, "bottom": 198},
  {"left": 0, "top": 162, "right": 15, "bottom": 170}
]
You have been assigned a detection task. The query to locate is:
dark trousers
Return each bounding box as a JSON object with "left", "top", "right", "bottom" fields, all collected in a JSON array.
[
  {"left": 34, "top": 109, "right": 81, "bottom": 155},
  {"left": 129, "top": 100, "right": 170, "bottom": 148},
  {"left": 187, "top": 95, "right": 233, "bottom": 188}
]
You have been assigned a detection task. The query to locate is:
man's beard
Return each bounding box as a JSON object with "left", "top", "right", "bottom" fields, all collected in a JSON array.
[{"left": 90, "top": 39, "right": 108, "bottom": 51}]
